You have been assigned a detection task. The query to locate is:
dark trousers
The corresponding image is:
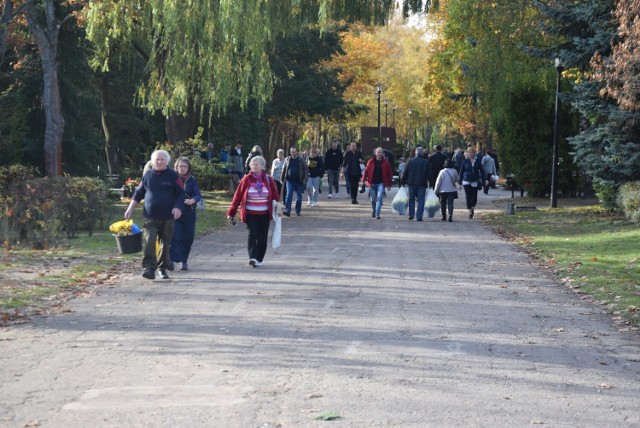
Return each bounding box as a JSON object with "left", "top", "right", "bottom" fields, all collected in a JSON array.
[
  {"left": 142, "top": 218, "right": 174, "bottom": 270},
  {"left": 463, "top": 185, "right": 479, "bottom": 210},
  {"left": 348, "top": 174, "right": 360, "bottom": 200},
  {"left": 170, "top": 209, "right": 196, "bottom": 263},
  {"left": 327, "top": 169, "right": 340, "bottom": 194},
  {"left": 246, "top": 213, "right": 270, "bottom": 262},
  {"left": 440, "top": 192, "right": 456, "bottom": 218},
  {"left": 275, "top": 180, "right": 284, "bottom": 202}
]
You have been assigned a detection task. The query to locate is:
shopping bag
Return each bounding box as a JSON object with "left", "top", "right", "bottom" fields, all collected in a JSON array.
[
  {"left": 391, "top": 187, "right": 409, "bottom": 215},
  {"left": 425, "top": 188, "right": 440, "bottom": 218},
  {"left": 272, "top": 200, "right": 281, "bottom": 249}
]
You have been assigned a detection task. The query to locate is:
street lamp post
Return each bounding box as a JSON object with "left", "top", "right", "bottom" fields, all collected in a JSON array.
[
  {"left": 376, "top": 83, "right": 382, "bottom": 144},
  {"left": 408, "top": 109, "right": 413, "bottom": 149},
  {"left": 550, "top": 57, "right": 564, "bottom": 208},
  {"left": 384, "top": 99, "right": 389, "bottom": 127},
  {"left": 392, "top": 105, "right": 396, "bottom": 128}
]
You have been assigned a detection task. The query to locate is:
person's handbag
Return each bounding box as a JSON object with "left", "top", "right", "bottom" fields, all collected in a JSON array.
[
  {"left": 358, "top": 181, "right": 366, "bottom": 193},
  {"left": 197, "top": 198, "right": 205, "bottom": 210},
  {"left": 271, "top": 200, "right": 281, "bottom": 249}
]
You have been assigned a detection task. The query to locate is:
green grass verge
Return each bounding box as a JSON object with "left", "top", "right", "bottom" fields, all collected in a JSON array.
[
  {"left": 485, "top": 205, "right": 640, "bottom": 329},
  {"left": 0, "top": 190, "right": 230, "bottom": 319}
]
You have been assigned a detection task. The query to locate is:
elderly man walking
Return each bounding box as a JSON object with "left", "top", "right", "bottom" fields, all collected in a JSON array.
[
  {"left": 125, "top": 150, "right": 185, "bottom": 280},
  {"left": 401, "top": 147, "right": 430, "bottom": 221}
]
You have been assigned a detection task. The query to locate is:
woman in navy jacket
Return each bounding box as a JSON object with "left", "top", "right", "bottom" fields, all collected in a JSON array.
[
  {"left": 458, "top": 148, "right": 487, "bottom": 219},
  {"left": 169, "top": 157, "right": 202, "bottom": 271}
]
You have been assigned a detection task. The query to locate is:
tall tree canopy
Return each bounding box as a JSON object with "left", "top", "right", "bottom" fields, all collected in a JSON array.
[{"left": 85, "top": 0, "right": 411, "bottom": 119}]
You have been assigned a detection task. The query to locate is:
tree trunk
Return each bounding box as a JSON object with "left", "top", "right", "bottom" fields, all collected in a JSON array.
[
  {"left": 25, "top": 0, "right": 68, "bottom": 177},
  {"left": 165, "top": 100, "right": 197, "bottom": 145},
  {"left": 99, "top": 72, "right": 120, "bottom": 175},
  {"left": 0, "top": 0, "right": 13, "bottom": 65}
]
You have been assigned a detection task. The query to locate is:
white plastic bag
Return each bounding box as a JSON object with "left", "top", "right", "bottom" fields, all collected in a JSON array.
[
  {"left": 391, "top": 187, "right": 409, "bottom": 215},
  {"left": 425, "top": 188, "right": 440, "bottom": 218},
  {"left": 271, "top": 200, "right": 281, "bottom": 249}
]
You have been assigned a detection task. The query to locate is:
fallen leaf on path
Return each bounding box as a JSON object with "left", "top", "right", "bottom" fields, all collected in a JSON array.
[{"left": 315, "top": 412, "right": 341, "bottom": 421}]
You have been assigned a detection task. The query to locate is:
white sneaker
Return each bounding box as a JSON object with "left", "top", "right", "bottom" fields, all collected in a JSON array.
[
  {"left": 249, "top": 258, "right": 257, "bottom": 267},
  {"left": 311, "top": 202, "right": 318, "bottom": 207},
  {"left": 306, "top": 200, "right": 312, "bottom": 206},
  {"left": 328, "top": 194, "right": 332, "bottom": 199},
  {"left": 254, "top": 260, "right": 262, "bottom": 267}
]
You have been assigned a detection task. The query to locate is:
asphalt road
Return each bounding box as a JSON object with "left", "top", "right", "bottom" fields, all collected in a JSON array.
[{"left": 1, "top": 187, "right": 639, "bottom": 427}]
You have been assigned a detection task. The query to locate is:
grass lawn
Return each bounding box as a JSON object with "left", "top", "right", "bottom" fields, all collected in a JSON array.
[
  {"left": 0, "top": 190, "right": 230, "bottom": 324},
  {"left": 484, "top": 203, "right": 640, "bottom": 330}
]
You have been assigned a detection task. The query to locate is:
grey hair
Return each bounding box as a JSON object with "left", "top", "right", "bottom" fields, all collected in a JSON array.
[
  {"left": 249, "top": 155, "right": 267, "bottom": 169},
  {"left": 277, "top": 149, "right": 285, "bottom": 156},
  {"left": 415, "top": 147, "right": 424, "bottom": 156},
  {"left": 151, "top": 149, "right": 171, "bottom": 164}
]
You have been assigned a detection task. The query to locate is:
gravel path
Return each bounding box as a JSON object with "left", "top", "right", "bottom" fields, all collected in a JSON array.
[{"left": 1, "top": 187, "right": 638, "bottom": 427}]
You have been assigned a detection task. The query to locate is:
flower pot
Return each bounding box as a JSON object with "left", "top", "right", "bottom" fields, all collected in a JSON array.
[{"left": 114, "top": 232, "right": 142, "bottom": 254}]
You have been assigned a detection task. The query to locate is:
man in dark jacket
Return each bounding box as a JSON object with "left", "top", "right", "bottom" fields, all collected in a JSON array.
[
  {"left": 280, "top": 147, "right": 309, "bottom": 216},
  {"left": 428, "top": 145, "right": 448, "bottom": 189},
  {"left": 324, "top": 140, "right": 343, "bottom": 198},
  {"left": 342, "top": 142, "right": 363, "bottom": 204},
  {"left": 401, "top": 147, "right": 430, "bottom": 221},
  {"left": 125, "top": 150, "right": 185, "bottom": 280}
]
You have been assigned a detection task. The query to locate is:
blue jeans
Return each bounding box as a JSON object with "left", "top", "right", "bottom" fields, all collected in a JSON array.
[
  {"left": 408, "top": 186, "right": 426, "bottom": 220},
  {"left": 285, "top": 180, "right": 304, "bottom": 214},
  {"left": 306, "top": 176, "right": 320, "bottom": 203},
  {"left": 369, "top": 182, "right": 385, "bottom": 216}
]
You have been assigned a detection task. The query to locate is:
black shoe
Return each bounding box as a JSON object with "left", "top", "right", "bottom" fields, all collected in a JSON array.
[
  {"left": 408, "top": 216, "right": 414, "bottom": 220},
  {"left": 167, "top": 261, "right": 175, "bottom": 271},
  {"left": 181, "top": 262, "right": 188, "bottom": 271},
  {"left": 376, "top": 216, "right": 381, "bottom": 219},
  {"left": 352, "top": 199, "right": 359, "bottom": 204},
  {"left": 416, "top": 218, "right": 423, "bottom": 222},
  {"left": 142, "top": 269, "right": 155, "bottom": 280},
  {"left": 372, "top": 212, "right": 376, "bottom": 218},
  {"left": 283, "top": 211, "right": 290, "bottom": 217},
  {"left": 442, "top": 216, "right": 446, "bottom": 221},
  {"left": 471, "top": 208, "right": 474, "bottom": 219},
  {"left": 159, "top": 269, "right": 169, "bottom": 279},
  {"left": 448, "top": 215, "right": 453, "bottom": 222},
  {"left": 296, "top": 212, "right": 300, "bottom": 216}
]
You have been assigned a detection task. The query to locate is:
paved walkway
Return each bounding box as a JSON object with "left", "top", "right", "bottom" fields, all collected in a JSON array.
[{"left": 1, "top": 187, "right": 639, "bottom": 427}]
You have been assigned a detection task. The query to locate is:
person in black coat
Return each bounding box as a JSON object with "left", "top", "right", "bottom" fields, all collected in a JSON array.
[
  {"left": 342, "top": 142, "right": 363, "bottom": 204},
  {"left": 401, "top": 147, "right": 430, "bottom": 221},
  {"left": 428, "top": 145, "right": 448, "bottom": 189}
]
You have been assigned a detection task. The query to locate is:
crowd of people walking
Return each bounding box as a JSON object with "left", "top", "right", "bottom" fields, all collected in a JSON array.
[{"left": 125, "top": 142, "right": 499, "bottom": 279}]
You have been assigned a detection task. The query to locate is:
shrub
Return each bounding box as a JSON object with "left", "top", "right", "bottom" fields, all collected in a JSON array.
[
  {"left": 618, "top": 181, "right": 640, "bottom": 224},
  {"left": 593, "top": 178, "right": 618, "bottom": 210},
  {"left": 0, "top": 165, "right": 38, "bottom": 245},
  {"left": 1, "top": 175, "right": 109, "bottom": 248},
  {"left": 190, "top": 157, "right": 228, "bottom": 191}
]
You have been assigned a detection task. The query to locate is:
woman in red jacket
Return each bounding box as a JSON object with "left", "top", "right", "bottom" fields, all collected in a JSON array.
[
  {"left": 361, "top": 147, "right": 393, "bottom": 219},
  {"left": 227, "top": 156, "right": 280, "bottom": 267}
]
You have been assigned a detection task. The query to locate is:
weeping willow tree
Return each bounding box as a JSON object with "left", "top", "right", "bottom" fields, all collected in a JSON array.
[{"left": 85, "top": 0, "right": 429, "bottom": 144}]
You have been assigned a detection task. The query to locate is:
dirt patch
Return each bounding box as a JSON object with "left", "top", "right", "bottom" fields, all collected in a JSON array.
[{"left": 0, "top": 251, "right": 138, "bottom": 326}]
